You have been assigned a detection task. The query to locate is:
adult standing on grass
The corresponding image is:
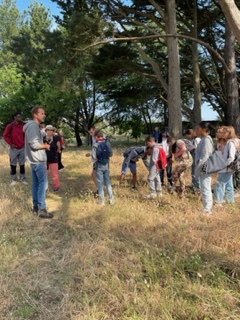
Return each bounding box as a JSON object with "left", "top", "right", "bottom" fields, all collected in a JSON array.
[
  {"left": 24, "top": 105, "right": 53, "bottom": 219},
  {"left": 152, "top": 127, "right": 161, "bottom": 143},
  {"left": 3, "top": 112, "right": 28, "bottom": 186},
  {"left": 214, "top": 126, "right": 236, "bottom": 206},
  {"left": 195, "top": 122, "right": 215, "bottom": 214}
]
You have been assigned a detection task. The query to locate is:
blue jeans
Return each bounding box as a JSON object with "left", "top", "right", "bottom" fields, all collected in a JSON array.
[
  {"left": 31, "top": 163, "right": 47, "bottom": 210},
  {"left": 200, "top": 173, "right": 212, "bottom": 212},
  {"left": 191, "top": 152, "right": 200, "bottom": 189},
  {"left": 214, "top": 172, "right": 235, "bottom": 203},
  {"left": 96, "top": 163, "right": 114, "bottom": 203}
]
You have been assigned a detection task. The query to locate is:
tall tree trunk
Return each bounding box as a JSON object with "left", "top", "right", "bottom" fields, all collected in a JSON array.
[
  {"left": 219, "top": 0, "right": 240, "bottom": 43},
  {"left": 192, "top": 0, "right": 201, "bottom": 126},
  {"left": 165, "top": 0, "right": 182, "bottom": 138},
  {"left": 74, "top": 107, "right": 83, "bottom": 147},
  {"left": 224, "top": 20, "right": 240, "bottom": 133}
]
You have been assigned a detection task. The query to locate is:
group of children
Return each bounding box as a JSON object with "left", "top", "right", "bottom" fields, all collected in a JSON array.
[{"left": 86, "top": 122, "right": 240, "bottom": 214}]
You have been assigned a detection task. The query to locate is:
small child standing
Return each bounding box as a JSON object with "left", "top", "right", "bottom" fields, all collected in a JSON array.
[
  {"left": 92, "top": 130, "right": 114, "bottom": 205},
  {"left": 145, "top": 136, "right": 166, "bottom": 199}
]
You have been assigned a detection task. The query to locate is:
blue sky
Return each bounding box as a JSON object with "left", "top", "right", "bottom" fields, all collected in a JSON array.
[
  {"left": 14, "top": 0, "right": 218, "bottom": 121},
  {"left": 17, "top": 0, "right": 60, "bottom": 16}
]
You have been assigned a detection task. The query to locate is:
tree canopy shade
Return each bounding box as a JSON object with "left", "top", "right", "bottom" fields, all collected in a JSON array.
[{"left": 0, "top": 0, "right": 239, "bottom": 140}]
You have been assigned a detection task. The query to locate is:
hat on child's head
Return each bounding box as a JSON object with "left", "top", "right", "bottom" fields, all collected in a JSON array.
[{"left": 45, "top": 125, "right": 55, "bottom": 131}]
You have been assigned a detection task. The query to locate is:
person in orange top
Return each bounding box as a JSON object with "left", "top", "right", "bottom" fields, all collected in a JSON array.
[{"left": 3, "top": 112, "right": 28, "bottom": 186}]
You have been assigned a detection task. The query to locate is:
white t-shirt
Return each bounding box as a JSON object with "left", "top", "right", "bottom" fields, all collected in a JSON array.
[{"left": 162, "top": 137, "right": 170, "bottom": 157}]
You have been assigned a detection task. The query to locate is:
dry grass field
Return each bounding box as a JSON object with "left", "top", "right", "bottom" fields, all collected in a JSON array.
[{"left": 0, "top": 139, "right": 240, "bottom": 320}]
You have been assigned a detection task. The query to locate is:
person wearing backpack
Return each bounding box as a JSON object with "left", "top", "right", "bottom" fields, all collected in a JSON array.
[
  {"left": 3, "top": 112, "right": 28, "bottom": 186},
  {"left": 92, "top": 130, "right": 114, "bottom": 205},
  {"left": 145, "top": 136, "right": 167, "bottom": 199},
  {"left": 86, "top": 125, "right": 107, "bottom": 197},
  {"left": 167, "top": 137, "right": 193, "bottom": 197},
  {"left": 119, "top": 146, "right": 151, "bottom": 190},
  {"left": 214, "top": 126, "right": 237, "bottom": 205}
]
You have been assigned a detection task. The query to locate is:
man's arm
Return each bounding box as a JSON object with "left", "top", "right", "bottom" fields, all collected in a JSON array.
[
  {"left": 28, "top": 127, "right": 50, "bottom": 151},
  {"left": 3, "top": 124, "right": 14, "bottom": 147},
  {"left": 91, "top": 143, "right": 98, "bottom": 163},
  {"left": 106, "top": 141, "right": 113, "bottom": 157},
  {"left": 142, "top": 156, "right": 149, "bottom": 170}
]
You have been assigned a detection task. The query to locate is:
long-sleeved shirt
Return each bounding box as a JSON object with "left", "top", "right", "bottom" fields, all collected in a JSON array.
[
  {"left": 125, "top": 146, "right": 149, "bottom": 169},
  {"left": 23, "top": 120, "right": 47, "bottom": 163},
  {"left": 149, "top": 145, "right": 161, "bottom": 170},
  {"left": 219, "top": 140, "right": 236, "bottom": 173},
  {"left": 195, "top": 135, "right": 214, "bottom": 178},
  {"left": 3, "top": 121, "right": 25, "bottom": 149}
]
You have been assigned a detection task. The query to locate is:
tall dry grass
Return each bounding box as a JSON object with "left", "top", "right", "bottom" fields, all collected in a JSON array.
[{"left": 0, "top": 141, "right": 240, "bottom": 320}]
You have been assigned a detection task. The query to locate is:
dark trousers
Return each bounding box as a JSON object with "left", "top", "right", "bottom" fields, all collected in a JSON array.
[
  {"left": 58, "top": 152, "right": 64, "bottom": 170},
  {"left": 160, "top": 159, "right": 172, "bottom": 186}
]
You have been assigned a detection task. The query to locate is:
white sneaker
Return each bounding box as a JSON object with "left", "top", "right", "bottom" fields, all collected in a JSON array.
[
  {"left": 109, "top": 198, "right": 115, "bottom": 205},
  {"left": 157, "top": 192, "right": 163, "bottom": 198},
  {"left": 10, "top": 180, "right": 17, "bottom": 186},
  {"left": 145, "top": 193, "right": 157, "bottom": 199},
  {"left": 21, "top": 180, "right": 28, "bottom": 185}
]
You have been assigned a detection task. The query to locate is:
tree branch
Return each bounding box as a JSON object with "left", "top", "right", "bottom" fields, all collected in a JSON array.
[{"left": 71, "top": 33, "right": 230, "bottom": 73}]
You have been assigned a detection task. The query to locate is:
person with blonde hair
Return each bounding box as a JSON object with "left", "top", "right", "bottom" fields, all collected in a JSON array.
[
  {"left": 216, "top": 126, "right": 225, "bottom": 152},
  {"left": 214, "top": 126, "right": 236, "bottom": 205}
]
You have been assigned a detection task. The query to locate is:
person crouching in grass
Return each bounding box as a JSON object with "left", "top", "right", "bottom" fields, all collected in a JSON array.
[
  {"left": 45, "top": 125, "right": 61, "bottom": 192},
  {"left": 92, "top": 130, "right": 114, "bottom": 205},
  {"left": 119, "top": 146, "right": 151, "bottom": 190}
]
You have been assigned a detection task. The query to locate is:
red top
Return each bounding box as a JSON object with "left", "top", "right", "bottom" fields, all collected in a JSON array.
[{"left": 3, "top": 121, "right": 25, "bottom": 149}]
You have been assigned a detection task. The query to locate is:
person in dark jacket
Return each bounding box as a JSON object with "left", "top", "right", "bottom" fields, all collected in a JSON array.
[{"left": 45, "top": 125, "right": 61, "bottom": 192}]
